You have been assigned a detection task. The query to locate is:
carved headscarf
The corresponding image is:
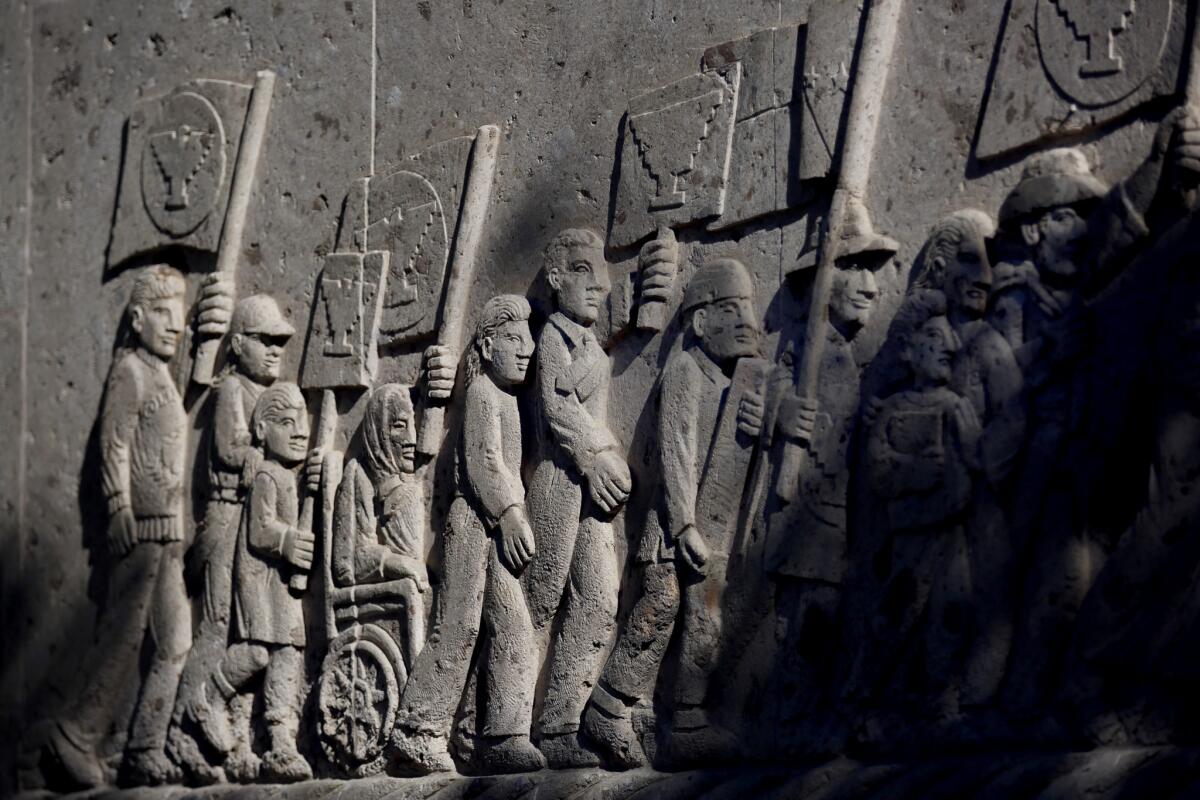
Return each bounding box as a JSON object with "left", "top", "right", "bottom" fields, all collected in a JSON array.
[{"left": 361, "top": 383, "right": 414, "bottom": 482}]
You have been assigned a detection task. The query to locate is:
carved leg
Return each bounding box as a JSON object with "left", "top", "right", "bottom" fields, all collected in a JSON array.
[
  {"left": 537, "top": 514, "right": 618, "bottom": 767},
  {"left": 523, "top": 460, "right": 583, "bottom": 634},
  {"left": 773, "top": 578, "right": 841, "bottom": 730},
  {"left": 260, "top": 646, "right": 312, "bottom": 783}
]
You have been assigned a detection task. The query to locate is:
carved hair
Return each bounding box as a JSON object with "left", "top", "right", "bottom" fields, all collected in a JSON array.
[
  {"left": 362, "top": 383, "right": 415, "bottom": 479},
  {"left": 891, "top": 288, "right": 949, "bottom": 355},
  {"left": 911, "top": 209, "right": 995, "bottom": 292},
  {"left": 465, "top": 294, "right": 531, "bottom": 385},
  {"left": 251, "top": 381, "right": 306, "bottom": 444},
  {"left": 129, "top": 264, "right": 187, "bottom": 312},
  {"left": 543, "top": 228, "right": 603, "bottom": 283}
]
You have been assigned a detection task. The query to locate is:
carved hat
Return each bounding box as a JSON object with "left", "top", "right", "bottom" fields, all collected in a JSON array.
[
  {"left": 683, "top": 257, "right": 755, "bottom": 311},
  {"left": 790, "top": 197, "right": 899, "bottom": 275},
  {"left": 998, "top": 147, "right": 1108, "bottom": 228},
  {"left": 231, "top": 294, "right": 296, "bottom": 338}
]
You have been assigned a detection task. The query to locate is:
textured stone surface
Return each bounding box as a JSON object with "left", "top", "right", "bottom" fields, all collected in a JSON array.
[{"left": 9, "top": 0, "right": 1200, "bottom": 796}]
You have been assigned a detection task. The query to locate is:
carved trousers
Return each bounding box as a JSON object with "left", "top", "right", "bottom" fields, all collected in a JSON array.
[
  {"left": 525, "top": 460, "right": 619, "bottom": 736},
  {"left": 398, "top": 497, "right": 536, "bottom": 739},
  {"left": 773, "top": 578, "right": 841, "bottom": 725},
  {"left": 599, "top": 557, "right": 724, "bottom": 713},
  {"left": 214, "top": 642, "right": 304, "bottom": 730},
  {"left": 68, "top": 541, "right": 191, "bottom": 752}
]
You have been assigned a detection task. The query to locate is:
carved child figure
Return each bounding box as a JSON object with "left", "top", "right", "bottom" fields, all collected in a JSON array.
[
  {"left": 391, "top": 295, "right": 544, "bottom": 775},
  {"left": 28, "top": 265, "right": 231, "bottom": 789},
  {"left": 189, "top": 382, "right": 316, "bottom": 783},
  {"left": 523, "top": 228, "right": 632, "bottom": 768},
  {"left": 851, "top": 290, "right": 979, "bottom": 723},
  {"left": 581, "top": 258, "right": 764, "bottom": 769},
  {"left": 172, "top": 295, "right": 297, "bottom": 782}
]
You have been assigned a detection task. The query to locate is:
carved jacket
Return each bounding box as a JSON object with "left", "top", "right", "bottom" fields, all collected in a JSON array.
[
  {"left": 638, "top": 346, "right": 728, "bottom": 564},
  {"left": 233, "top": 459, "right": 306, "bottom": 647},
  {"left": 332, "top": 457, "right": 424, "bottom": 587},
  {"left": 207, "top": 370, "right": 265, "bottom": 503},
  {"left": 766, "top": 327, "right": 860, "bottom": 582},
  {"left": 99, "top": 348, "right": 186, "bottom": 543},
  {"left": 952, "top": 320, "right": 1025, "bottom": 488},
  {"left": 531, "top": 312, "right": 619, "bottom": 479},
  {"left": 458, "top": 374, "right": 525, "bottom": 530}
]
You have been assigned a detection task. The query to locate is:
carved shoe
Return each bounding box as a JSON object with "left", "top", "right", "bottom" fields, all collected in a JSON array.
[
  {"left": 120, "top": 747, "right": 183, "bottom": 787},
  {"left": 41, "top": 720, "right": 106, "bottom": 790},
  {"left": 581, "top": 691, "right": 645, "bottom": 770},
  {"left": 663, "top": 721, "right": 740, "bottom": 769},
  {"left": 536, "top": 730, "right": 602, "bottom": 769},
  {"left": 391, "top": 726, "right": 456, "bottom": 775},
  {"left": 224, "top": 741, "right": 262, "bottom": 783},
  {"left": 261, "top": 745, "right": 313, "bottom": 783},
  {"left": 478, "top": 735, "right": 546, "bottom": 775},
  {"left": 185, "top": 682, "right": 234, "bottom": 755}
]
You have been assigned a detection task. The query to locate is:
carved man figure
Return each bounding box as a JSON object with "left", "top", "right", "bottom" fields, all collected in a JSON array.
[
  {"left": 332, "top": 383, "right": 436, "bottom": 667},
  {"left": 581, "top": 258, "right": 764, "bottom": 769},
  {"left": 763, "top": 200, "right": 897, "bottom": 734},
  {"left": 995, "top": 106, "right": 1200, "bottom": 716},
  {"left": 909, "top": 211, "right": 1023, "bottom": 705},
  {"left": 391, "top": 295, "right": 544, "bottom": 775},
  {"left": 29, "top": 265, "right": 230, "bottom": 789},
  {"left": 189, "top": 382, "right": 316, "bottom": 783},
  {"left": 522, "top": 229, "right": 631, "bottom": 767},
  {"left": 850, "top": 290, "right": 979, "bottom": 722},
  {"left": 172, "top": 295, "right": 296, "bottom": 783}
]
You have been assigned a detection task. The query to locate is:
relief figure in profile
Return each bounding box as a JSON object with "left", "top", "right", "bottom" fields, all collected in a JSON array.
[
  {"left": 523, "top": 229, "right": 631, "bottom": 768},
  {"left": 581, "top": 258, "right": 764, "bottom": 770},
  {"left": 391, "top": 295, "right": 544, "bottom": 776},
  {"left": 172, "top": 295, "right": 297, "bottom": 783},
  {"left": 187, "top": 382, "right": 317, "bottom": 783},
  {"left": 764, "top": 200, "right": 897, "bottom": 736},
  {"left": 994, "top": 106, "right": 1200, "bottom": 716}
]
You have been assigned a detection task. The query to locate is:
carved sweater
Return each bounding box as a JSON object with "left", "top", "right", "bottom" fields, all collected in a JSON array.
[
  {"left": 233, "top": 459, "right": 306, "bottom": 647},
  {"left": 458, "top": 374, "right": 525, "bottom": 528},
  {"left": 99, "top": 348, "right": 186, "bottom": 542},
  {"left": 332, "top": 458, "right": 424, "bottom": 586}
]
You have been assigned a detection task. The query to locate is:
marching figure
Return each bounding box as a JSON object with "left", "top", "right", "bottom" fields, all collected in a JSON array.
[
  {"left": 188, "top": 382, "right": 317, "bottom": 783},
  {"left": 391, "top": 295, "right": 544, "bottom": 775},
  {"left": 524, "top": 229, "right": 631, "bottom": 768},
  {"left": 581, "top": 258, "right": 765, "bottom": 769}
]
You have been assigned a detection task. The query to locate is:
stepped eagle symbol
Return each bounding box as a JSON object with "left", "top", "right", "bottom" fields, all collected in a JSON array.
[
  {"left": 1051, "top": 0, "right": 1137, "bottom": 77},
  {"left": 149, "top": 123, "right": 214, "bottom": 211},
  {"left": 630, "top": 90, "right": 724, "bottom": 210}
]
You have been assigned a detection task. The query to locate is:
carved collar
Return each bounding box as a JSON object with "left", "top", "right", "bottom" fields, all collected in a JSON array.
[{"left": 548, "top": 311, "right": 598, "bottom": 351}]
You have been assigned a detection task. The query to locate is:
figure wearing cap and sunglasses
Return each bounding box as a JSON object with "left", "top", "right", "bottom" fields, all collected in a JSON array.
[
  {"left": 992, "top": 106, "right": 1200, "bottom": 718},
  {"left": 173, "top": 295, "right": 316, "bottom": 782}
]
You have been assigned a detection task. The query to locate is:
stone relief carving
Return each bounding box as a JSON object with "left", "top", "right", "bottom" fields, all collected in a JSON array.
[{"left": 23, "top": 2, "right": 1200, "bottom": 796}]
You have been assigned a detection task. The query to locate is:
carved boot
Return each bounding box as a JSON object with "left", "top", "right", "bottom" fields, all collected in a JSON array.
[
  {"left": 260, "top": 723, "right": 312, "bottom": 783},
  {"left": 120, "top": 747, "right": 183, "bottom": 787},
  {"left": 390, "top": 725, "right": 456, "bottom": 775},
  {"left": 663, "top": 706, "right": 739, "bottom": 768},
  {"left": 224, "top": 739, "right": 262, "bottom": 783},
  {"left": 477, "top": 734, "right": 547, "bottom": 774},
  {"left": 580, "top": 686, "right": 645, "bottom": 770},
  {"left": 39, "top": 720, "right": 106, "bottom": 790},
  {"left": 536, "top": 729, "right": 602, "bottom": 769},
  {"left": 185, "top": 680, "right": 234, "bottom": 756}
]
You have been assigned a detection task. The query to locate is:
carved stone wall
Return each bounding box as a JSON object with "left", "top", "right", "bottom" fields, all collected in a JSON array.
[{"left": 6, "top": 0, "right": 1200, "bottom": 797}]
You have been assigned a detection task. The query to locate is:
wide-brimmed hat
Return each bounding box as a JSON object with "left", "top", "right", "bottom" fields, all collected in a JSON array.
[
  {"left": 683, "top": 257, "right": 755, "bottom": 311},
  {"left": 789, "top": 197, "right": 899, "bottom": 276},
  {"left": 998, "top": 147, "right": 1108, "bottom": 228},
  {"left": 231, "top": 294, "right": 295, "bottom": 338}
]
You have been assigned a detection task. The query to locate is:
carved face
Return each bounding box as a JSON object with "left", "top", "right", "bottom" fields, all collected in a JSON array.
[
  {"left": 131, "top": 295, "right": 185, "bottom": 360},
  {"left": 1031, "top": 205, "right": 1087, "bottom": 279},
  {"left": 259, "top": 403, "right": 310, "bottom": 465},
  {"left": 386, "top": 393, "right": 417, "bottom": 474},
  {"left": 551, "top": 243, "right": 610, "bottom": 326},
  {"left": 828, "top": 258, "right": 880, "bottom": 336},
  {"left": 232, "top": 333, "right": 289, "bottom": 384},
  {"left": 946, "top": 232, "right": 993, "bottom": 319},
  {"left": 905, "top": 316, "right": 959, "bottom": 387},
  {"left": 695, "top": 294, "right": 760, "bottom": 364},
  {"left": 482, "top": 318, "right": 535, "bottom": 387}
]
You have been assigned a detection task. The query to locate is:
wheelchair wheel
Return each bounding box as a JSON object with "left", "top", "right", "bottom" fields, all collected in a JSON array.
[{"left": 316, "top": 623, "right": 403, "bottom": 777}]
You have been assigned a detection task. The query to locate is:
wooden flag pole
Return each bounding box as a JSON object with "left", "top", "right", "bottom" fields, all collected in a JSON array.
[{"left": 192, "top": 69, "right": 276, "bottom": 386}]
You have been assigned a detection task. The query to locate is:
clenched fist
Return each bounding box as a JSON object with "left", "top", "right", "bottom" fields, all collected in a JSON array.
[
  {"left": 423, "top": 344, "right": 457, "bottom": 401},
  {"left": 196, "top": 273, "right": 234, "bottom": 338}
]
